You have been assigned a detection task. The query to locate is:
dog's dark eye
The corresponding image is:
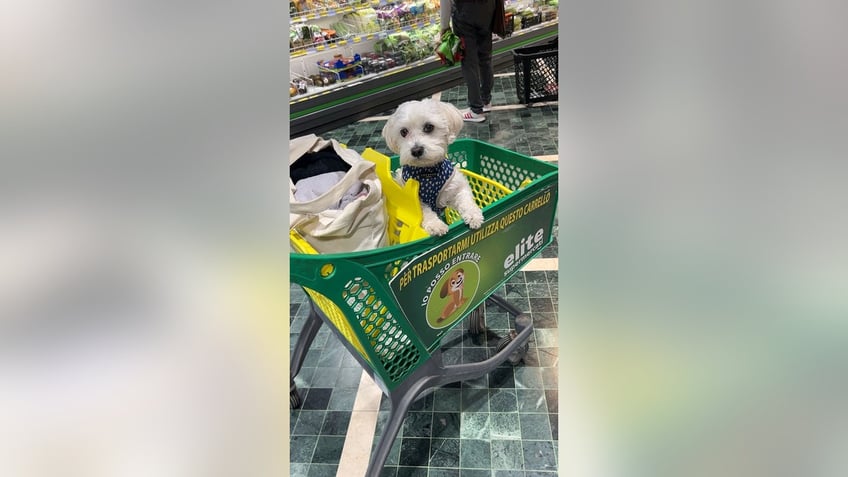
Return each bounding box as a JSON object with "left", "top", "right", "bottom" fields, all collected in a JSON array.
[
  {"left": 423, "top": 123, "right": 434, "bottom": 133},
  {"left": 400, "top": 128, "right": 408, "bottom": 137}
]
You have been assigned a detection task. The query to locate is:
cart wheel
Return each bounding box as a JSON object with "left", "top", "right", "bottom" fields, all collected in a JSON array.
[
  {"left": 495, "top": 334, "right": 511, "bottom": 351},
  {"left": 467, "top": 305, "right": 486, "bottom": 341},
  {"left": 497, "top": 331, "right": 528, "bottom": 365},
  {"left": 290, "top": 388, "right": 302, "bottom": 409}
]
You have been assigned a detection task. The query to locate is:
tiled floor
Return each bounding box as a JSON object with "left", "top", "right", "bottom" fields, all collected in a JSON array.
[
  {"left": 323, "top": 74, "right": 559, "bottom": 159},
  {"left": 290, "top": 270, "right": 559, "bottom": 477},
  {"left": 367, "top": 270, "right": 560, "bottom": 477},
  {"left": 290, "top": 73, "right": 559, "bottom": 477}
]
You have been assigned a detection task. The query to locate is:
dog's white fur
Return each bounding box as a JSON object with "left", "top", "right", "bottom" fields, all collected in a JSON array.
[{"left": 382, "top": 99, "right": 484, "bottom": 236}]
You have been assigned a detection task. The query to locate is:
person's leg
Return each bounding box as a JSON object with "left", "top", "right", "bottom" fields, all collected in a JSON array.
[
  {"left": 453, "top": 19, "right": 484, "bottom": 114},
  {"left": 478, "top": 30, "right": 494, "bottom": 107}
]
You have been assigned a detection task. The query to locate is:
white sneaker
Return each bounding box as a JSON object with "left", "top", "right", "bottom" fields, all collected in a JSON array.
[
  {"left": 482, "top": 102, "right": 492, "bottom": 112},
  {"left": 462, "top": 109, "right": 486, "bottom": 122}
]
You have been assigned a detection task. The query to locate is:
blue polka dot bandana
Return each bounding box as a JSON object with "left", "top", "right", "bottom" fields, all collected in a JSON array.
[{"left": 402, "top": 160, "right": 455, "bottom": 215}]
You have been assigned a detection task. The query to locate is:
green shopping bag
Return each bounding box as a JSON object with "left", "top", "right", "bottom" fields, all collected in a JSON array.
[{"left": 436, "top": 30, "right": 464, "bottom": 66}]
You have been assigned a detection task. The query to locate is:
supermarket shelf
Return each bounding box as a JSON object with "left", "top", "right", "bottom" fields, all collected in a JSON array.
[
  {"left": 290, "top": 17, "right": 438, "bottom": 58},
  {"left": 290, "top": 0, "right": 390, "bottom": 22},
  {"left": 290, "top": 21, "right": 558, "bottom": 138}
]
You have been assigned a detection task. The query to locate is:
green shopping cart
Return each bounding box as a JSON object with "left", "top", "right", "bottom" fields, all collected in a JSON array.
[{"left": 290, "top": 139, "right": 558, "bottom": 476}]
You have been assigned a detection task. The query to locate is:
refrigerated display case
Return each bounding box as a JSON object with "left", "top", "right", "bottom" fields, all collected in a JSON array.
[{"left": 289, "top": 0, "right": 558, "bottom": 137}]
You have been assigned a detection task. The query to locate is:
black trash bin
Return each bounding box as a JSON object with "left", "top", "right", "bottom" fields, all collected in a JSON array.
[{"left": 513, "top": 38, "right": 558, "bottom": 105}]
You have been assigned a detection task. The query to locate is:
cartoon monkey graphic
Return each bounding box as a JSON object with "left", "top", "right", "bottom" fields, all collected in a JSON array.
[{"left": 438, "top": 268, "right": 468, "bottom": 323}]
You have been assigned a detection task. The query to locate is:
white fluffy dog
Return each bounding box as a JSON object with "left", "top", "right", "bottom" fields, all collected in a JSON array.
[{"left": 382, "top": 99, "right": 484, "bottom": 236}]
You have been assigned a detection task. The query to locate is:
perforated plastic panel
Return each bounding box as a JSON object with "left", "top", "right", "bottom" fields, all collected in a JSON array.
[
  {"left": 303, "top": 287, "right": 369, "bottom": 360},
  {"left": 478, "top": 154, "right": 541, "bottom": 191},
  {"left": 342, "top": 277, "right": 420, "bottom": 383},
  {"left": 445, "top": 170, "right": 512, "bottom": 225}
]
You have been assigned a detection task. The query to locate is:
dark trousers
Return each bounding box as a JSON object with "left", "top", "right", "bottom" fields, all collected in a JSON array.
[{"left": 452, "top": 0, "right": 495, "bottom": 114}]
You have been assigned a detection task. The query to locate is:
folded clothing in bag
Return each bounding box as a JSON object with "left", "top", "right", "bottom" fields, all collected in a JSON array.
[
  {"left": 293, "top": 171, "right": 368, "bottom": 209},
  {"left": 290, "top": 134, "right": 389, "bottom": 253}
]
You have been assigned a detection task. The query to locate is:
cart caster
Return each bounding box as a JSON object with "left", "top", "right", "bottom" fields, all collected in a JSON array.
[
  {"left": 514, "top": 313, "right": 532, "bottom": 334},
  {"left": 467, "top": 305, "right": 486, "bottom": 344},
  {"left": 496, "top": 330, "right": 528, "bottom": 365},
  {"left": 290, "top": 386, "right": 303, "bottom": 409}
]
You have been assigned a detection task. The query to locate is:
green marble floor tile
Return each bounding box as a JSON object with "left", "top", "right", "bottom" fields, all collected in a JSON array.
[
  {"left": 459, "top": 470, "right": 491, "bottom": 477},
  {"left": 493, "top": 471, "right": 523, "bottom": 477},
  {"left": 490, "top": 439, "right": 524, "bottom": 470},
  {"left": 433, "top": 388, "right": 462, "bottom": 412},
  {"left": 397, "top": 466, "right": 429, "bottom": 477},
  {"left": 378, "top": 466, "right": 398, "bottom": 477},
  {"left": 330, "top": 363, "right": 362, "bottom": 388},
  {"left": 290, "top": 435, "right": 317, "bottom": 463},
  {"left": 399, "top": 438, "right": 431, "bottom": 467},
  {"left": 528, "top": 297, "right": 555, "bottom": 314},
  {"left": 549, "top": 413, "right": 559, "bottom": 440},
  {"left": 306, "top": 463, "right": 337, "bottom": 477},
  {"left": 513, "top": 367, "right": 544, "bottom": 390},
  {"left": 541, "top": 367, "right": 558, "bottom": 390},
  {"left": 532, "top": 312, "right": 558, "bottom": 329},
  {"left": 532, "top": 329, "right": 558, "bottom": 349},
  {"left": 460, "top": 387, "right": 490, "bottom": 412},
  {"left": 432, "top": 412, "right": 461, "bottom": 439},
  {"left": 403, "top": 411, "right": 434, "bottom": 438},
  {"left": 519, "top": 413, "right": 553, "bottom": 440},
  {"left": 526, "top": 282, "right": 551, "bottom": 298},
  {"left": 428, "top": 468, "right": 460, "bottom": 477},
  {"left": 489, "top": 412, "right": 521, "bottom": 440},
  {"left": 371, "top": 436, "right": 402, "bottom": 466},
  {"left": 310, "top": 366, "right": 341, "bottom": 387},
  {"left": 327, "top": 387, "right": 357, "bottom": 410},
  {"left": 293, "top": 366, "right": 315, "bottom": 389},
  {"left": 516, "top": 388, "right": 548, "bottom": 413},
  {"left": 520, "top": 348, "right": 541, "bottom": 368},
  {"left": 320, "top": 410, "right": 351, "bottom": 436},
  {"left": 312, "top": 436, "right": 345, "bottom": 465},
  {"left": 543, "top": 390, "right": 558, "bottom": 414},
  {"left": 408, "top": 393, "right": 435, "bottom": 412},
  {"left": 429, "top": 438, "right": 461, "bottom": 468},
  {"left": 301, "top": 388, "right": 333, "bottom": 410},
  {"left": 521, "top": 441, "right": 557, "bottom": 471},
  {"left": 462, "top": 346, "right": 489, "bottom": 365},
  {"left": 316, "top": 346, "right": 345, "bottom": 368},
  {"left": 460, "top": 438, "right": 492, "bottom": 469},
  {"left": 293, "top": 410, "right": 326, "bottom": 436},
  {"left": 488, "top": 388, "right": 518, "bottom": 412},
  {"left": 290, "top": 462, "right": 310, "bottom": 477},
  {"left": 460, "top": 412, "right": 491, "bottom": 440}
]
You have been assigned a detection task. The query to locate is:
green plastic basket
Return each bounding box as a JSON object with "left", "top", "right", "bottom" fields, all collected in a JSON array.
[{"left": 290, "top": 139, "right": 557, "bottom": 392}]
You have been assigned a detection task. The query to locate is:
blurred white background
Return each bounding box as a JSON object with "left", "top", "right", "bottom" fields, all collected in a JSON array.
[{"left": 1, "top": 1, "right": 289, "bottom": 476}]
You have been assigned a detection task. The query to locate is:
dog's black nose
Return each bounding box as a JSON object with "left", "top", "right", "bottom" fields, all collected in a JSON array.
[{"left": 411, "top": 145, "right": 424, "bottom": 157}]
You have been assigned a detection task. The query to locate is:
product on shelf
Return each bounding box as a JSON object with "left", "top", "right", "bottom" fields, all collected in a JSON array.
[
  {"left": 290, "top": 0, "right": 319, "bottom": 14},
  {"left": 372, "top": 25, "right": 439, "bottom": 64},
  {"left": 290, "top": 0, "right": 557, "bottom": 101},
  {"left": 331, "top": 8, "right": 381, "bottom": 38},
  {"left": 317, "top": 52, "right": 365, "bottom": 81}
]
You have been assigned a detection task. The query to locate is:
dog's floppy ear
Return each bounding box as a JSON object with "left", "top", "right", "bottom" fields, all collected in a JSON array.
[
  {"left": 436, "top": 101, "right": 464, "bottom": 143},
  {"left": 440, "top": 277, "right": 450, "bottom": 298},
  {"left": 381, "top": 115, "right": 399, "bottom": 153},
  {"left": 383, "top": 101, "right": 412, "bottom": 153}
]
